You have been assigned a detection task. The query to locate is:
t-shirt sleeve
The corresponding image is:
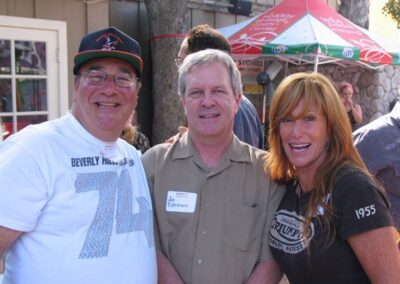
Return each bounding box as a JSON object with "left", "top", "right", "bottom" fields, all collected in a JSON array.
[
  {"left": 0, "top": 140, "right": 48, "bottom": 232},
  {"left": 333, "top": 170, "right": 393, "bottom": 241}
]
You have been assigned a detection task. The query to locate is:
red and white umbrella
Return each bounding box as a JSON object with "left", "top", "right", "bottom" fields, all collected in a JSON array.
[{"left": 219, "top": 0, "right": 400, "bottom": 70}]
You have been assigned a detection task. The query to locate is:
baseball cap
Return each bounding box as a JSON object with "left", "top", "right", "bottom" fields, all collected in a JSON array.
[{"left": 73, "top": 26, "right": 143, "bottom": 80}]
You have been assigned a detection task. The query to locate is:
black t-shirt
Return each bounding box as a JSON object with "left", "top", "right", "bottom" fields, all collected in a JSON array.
[
  {"left": 348, "top": 110, "right": 357, "bottom": 129},
  {"left": 269, "top": 169, "right": 393, "bottom": 284}
]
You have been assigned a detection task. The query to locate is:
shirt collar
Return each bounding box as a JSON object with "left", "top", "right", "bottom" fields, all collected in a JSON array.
[{"left": 172, "top": 132, "right": 252, "bottom": 164}]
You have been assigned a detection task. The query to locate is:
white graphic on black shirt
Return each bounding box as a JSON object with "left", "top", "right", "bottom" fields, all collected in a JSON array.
[{"left": 269, "top": 210, "right": 314, "bottom": 254}]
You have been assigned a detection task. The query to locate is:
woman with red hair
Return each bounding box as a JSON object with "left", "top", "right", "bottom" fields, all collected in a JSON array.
[
  {"left": 338, "top": 82, "right": 363, "bottom": 129},
  {"left": 266, "top": 72, "right": 399, "bottom": 283}
]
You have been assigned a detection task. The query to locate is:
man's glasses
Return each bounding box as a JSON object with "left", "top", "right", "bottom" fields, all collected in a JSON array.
[
  {"left": 174, "top": 57, "right": 184, "bottom": 68},
  {"left": 79, "top": 70, "right": 138, "bottom": 88}
]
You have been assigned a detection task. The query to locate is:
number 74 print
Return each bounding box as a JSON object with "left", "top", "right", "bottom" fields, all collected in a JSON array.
[{"left": 75, "top": 170, "right": 154, "bottom": 259}]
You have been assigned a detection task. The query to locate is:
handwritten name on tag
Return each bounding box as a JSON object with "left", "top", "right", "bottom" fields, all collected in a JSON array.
[{"left": 166, "top": 191, "right": 197, "bottom": 213}]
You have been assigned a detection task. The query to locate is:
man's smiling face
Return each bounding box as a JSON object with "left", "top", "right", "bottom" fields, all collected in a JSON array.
[{"left": 72, "top": 57, "right": 140, "bottom": 142}]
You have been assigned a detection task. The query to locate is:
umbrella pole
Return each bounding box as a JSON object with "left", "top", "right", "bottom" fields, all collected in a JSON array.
[
  {"left": 262, "top": 86, "right": 267, "bottom": 125},
  {"left": 262, "top": 86, "right": 267, "bottom": 150},
  {"left": 313, "top": 55, "right": 319, "bottom": 72}
]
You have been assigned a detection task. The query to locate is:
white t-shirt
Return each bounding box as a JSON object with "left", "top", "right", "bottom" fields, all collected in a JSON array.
[{"left": 0, "top": 113, "right": 156, "bottom": 284}]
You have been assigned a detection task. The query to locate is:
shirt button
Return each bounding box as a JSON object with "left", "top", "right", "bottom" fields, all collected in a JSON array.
[
  {"left": 201, "top": 230, "right": 206, "bottom": 235},
  {"left": 203, "top": 203, "right": 208, "bottom": 207},
  {"left": 197, "top": 259, "right": 203, "bottom": 264}
]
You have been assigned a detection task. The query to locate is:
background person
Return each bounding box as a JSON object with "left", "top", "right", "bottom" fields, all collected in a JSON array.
[
  {"left": 0, "top": 27, "right": 156, "bottom": 284},
  {"left": 176, "top": 24, "right": 265, "bottom": 149},
  {"left": 266, "top": 72, "right": 400, "bottom": 283},
  {"left": 353, "top": 98, "right": 400, "bottom": 231},
  {"left": 120, "top": 110, "right": 151, "bottom": 154},
  {"left": 143, "top": 49, "right": 284, "bottom": 283},
  {"left": 338, "top": 81, "right": 363, "bottom": 129}
]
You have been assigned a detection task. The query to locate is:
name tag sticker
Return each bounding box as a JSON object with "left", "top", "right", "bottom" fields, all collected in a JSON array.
[{"left": 166, "top": 191, "right": 197, "bottom": 213}]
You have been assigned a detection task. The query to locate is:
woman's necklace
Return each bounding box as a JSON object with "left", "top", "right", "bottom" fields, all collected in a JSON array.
[{"left": 295, "top": 180, "right": 303, "bottom": 197}]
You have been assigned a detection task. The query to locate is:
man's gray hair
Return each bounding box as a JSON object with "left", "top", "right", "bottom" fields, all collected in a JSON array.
[{"left": 177, "top": 49, "right": 243, "bottom": 97}]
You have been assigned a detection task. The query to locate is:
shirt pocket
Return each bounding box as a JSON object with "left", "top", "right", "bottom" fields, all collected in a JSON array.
[{"left": 225, "top": 203, "right": 263, "bottom": 251}]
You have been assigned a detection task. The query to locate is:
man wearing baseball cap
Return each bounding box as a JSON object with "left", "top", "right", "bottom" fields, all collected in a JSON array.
[{"left": 0, "top": 27, "right": 156, "bottom": 283}]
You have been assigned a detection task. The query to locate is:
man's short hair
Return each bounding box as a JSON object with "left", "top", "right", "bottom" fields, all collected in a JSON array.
[
  {"left": 186, "top": 24, "right": 231, "bottom": 55},
  {"left": 178, "top": 49, "right": 242, "bottom": 98}
]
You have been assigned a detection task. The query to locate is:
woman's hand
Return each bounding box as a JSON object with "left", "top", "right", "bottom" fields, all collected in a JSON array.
[{"left": 164, "top": 126, "right": 188, "bottom": 144}]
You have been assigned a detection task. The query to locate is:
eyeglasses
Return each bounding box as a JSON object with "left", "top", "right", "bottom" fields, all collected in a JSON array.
[
  {"left": 174, "top": 57, "right": 184, "bottom": 67},
  {"left": 79, "top": 70, "right": 138, "bottom": 88}
]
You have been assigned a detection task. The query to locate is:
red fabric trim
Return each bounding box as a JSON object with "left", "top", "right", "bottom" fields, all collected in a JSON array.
[{"left": 151, "top": 33, "right": 187, "bottom": 40}]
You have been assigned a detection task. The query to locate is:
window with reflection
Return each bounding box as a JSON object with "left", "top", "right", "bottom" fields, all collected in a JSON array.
[
  {"left": 16, "top": 79, "right": 47, "bottom": 112},
  {"left": 17, "top": 115, "right": 47, "bottom": 131},
  {"left": 0, "top": 40, "right": 11, "bottom": 74},
  {"left": 1, "top": 116, "right": 12, "bottom": 140},
  {"left": 0, "top": 39, "right": 48, "bottom": 140},
  {"left": 15, "top": 41, "right": 47, "bottom": 75},
  {"left": 0, "top": 79, "right": 12, "bottom": 112}
]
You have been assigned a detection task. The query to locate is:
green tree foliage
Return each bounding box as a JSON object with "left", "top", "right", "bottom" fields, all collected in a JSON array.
[{"left": 382, "top": 0, "right": 400, "bottom": 28}]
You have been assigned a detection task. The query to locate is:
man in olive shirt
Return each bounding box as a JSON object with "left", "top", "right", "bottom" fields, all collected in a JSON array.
[{"left": 142, "top": 49, "right": 284, "bottom": 283}]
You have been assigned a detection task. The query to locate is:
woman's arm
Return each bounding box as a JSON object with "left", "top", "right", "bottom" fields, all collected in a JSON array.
[
  {"left": 157, "top": 251, "right": 184, "bottom": 284},
  {"left": 351, "top": 103, "right": 363, "bottom": 124},
  {"left": 245, "top": 259, "right": 282, "bottom": 284},
  {"left": 348, "top": 226, "right": 400, "bottom": 283}
]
